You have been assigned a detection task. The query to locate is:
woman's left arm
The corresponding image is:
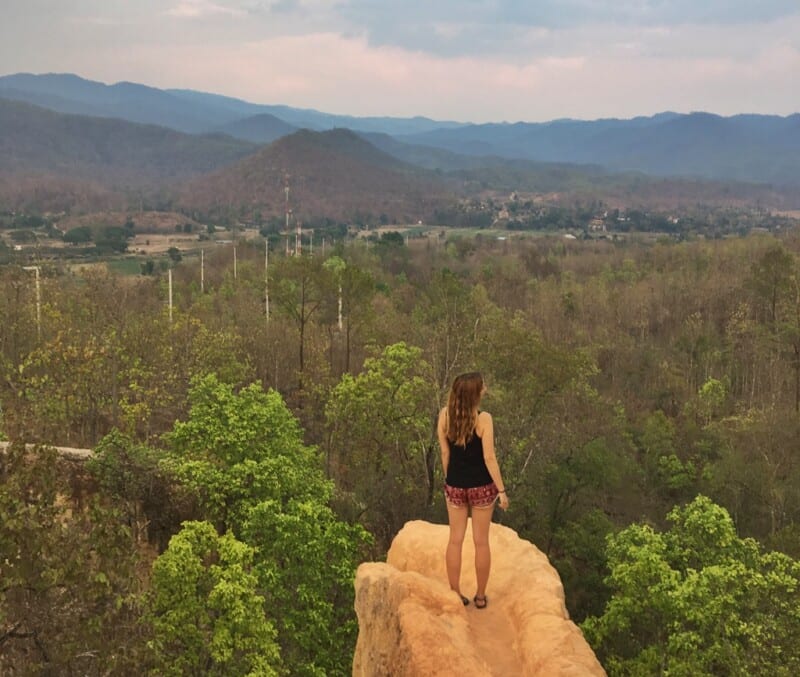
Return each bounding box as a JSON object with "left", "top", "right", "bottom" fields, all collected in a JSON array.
[{"left": 479, "top": 412, "right": 509, "bottom": 510}]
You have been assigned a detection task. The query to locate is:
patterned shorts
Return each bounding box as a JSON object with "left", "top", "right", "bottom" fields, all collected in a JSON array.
[{"left": 444, "top": 482, "right": 498, "bottom": 508}]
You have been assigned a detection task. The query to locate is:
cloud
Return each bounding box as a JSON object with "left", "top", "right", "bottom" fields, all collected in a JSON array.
[
  {"left": 337, "top": 0, "right": 800, "bottom": 57},
  {"left": 68, "top": 15, "right": 124, "bottom": 26},
  {"left": 1, "top": 0, "right": 797, "bottom": 121},
  {"left": 165, "top": 0, "right": 247, "bottom": 18},
  {"left": 62, "top": 19, "right": 797, "bottom": 122}
]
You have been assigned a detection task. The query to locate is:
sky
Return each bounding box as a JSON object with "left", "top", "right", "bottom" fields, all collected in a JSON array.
[{"left": 1, "top": 0, "right": 798, "bottom": 123}]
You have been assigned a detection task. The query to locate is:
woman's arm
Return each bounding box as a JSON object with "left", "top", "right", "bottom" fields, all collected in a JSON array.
[
  {"left": 437, "top": 407, "right": 450, "bottom": 477},
  {"left": 478, "top": 411, "right": 509, "bottom": 510}
]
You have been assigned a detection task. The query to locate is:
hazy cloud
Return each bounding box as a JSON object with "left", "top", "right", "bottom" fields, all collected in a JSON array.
[
  {"left": 0, "top": 0, "right": 797, "bottom": 121},
  {"left": 165, "top": 0, "right": 248, "bottom": 18},
  {"left": 339, "top": 0, "right": 800, "bottom": 56}
]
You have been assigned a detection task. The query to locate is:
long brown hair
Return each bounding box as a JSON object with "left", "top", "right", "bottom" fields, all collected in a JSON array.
[{"left": 446, "top": 372, "right": 484, "bottom": 446}]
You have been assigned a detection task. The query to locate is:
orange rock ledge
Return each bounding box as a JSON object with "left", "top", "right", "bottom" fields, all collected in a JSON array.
[{"left": 353, "top": 519, "right": 606, "bottom": 676}]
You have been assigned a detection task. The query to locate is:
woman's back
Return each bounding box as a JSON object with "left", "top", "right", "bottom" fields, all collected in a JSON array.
[{"left": 445, "top": 419, "right": 492, "bottom": 488}]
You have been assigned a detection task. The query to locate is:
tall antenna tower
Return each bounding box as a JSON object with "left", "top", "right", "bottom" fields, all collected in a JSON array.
[{"left": 284, "top": 173, "right": 291, "bottom": 255}]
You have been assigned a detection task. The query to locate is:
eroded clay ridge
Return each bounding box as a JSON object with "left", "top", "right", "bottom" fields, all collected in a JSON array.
[
  {"left": 0, "top": 441, "right": 92, "bottom": 460},
  {"left": 354, "top": 519, "right": 606, "bottom": 677}
]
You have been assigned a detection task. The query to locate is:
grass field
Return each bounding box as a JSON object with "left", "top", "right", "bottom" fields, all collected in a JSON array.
[{"left": 106, "top": 258, "right": 144, "bottom": 275}]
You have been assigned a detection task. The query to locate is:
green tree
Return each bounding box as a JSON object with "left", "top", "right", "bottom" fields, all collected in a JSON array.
[
  {"left": 95, "top": 225, "right": 130, "bottom": 253},
  {"left": 635, "top": 410, "right": 698, "bottom": 501},
  {"left": 164, "top": 374, "right": 329, "bottom": 530},
  {"left": 162, "top": 374, "right": 370, "bottom": 675},
  {"left": 325, "top": 342, "right": 437, "bottom": 545},
  {"left": 374, "top": 231, "right": 409, "bottom": 274},
  {"left": 243, "top": 500, "right": 367, "bottom": 676},
  {"left": 89, "top": 430, "right": 181, "bottom": 549},
  {"left": 583, "top": 496, "right": 800, "bottom": 676},
  {"left": 146, "top": 521, "right": 281, "bottom": 677},
  {"left": 63, "top": 226, "right": 92, "bottom": 244}
]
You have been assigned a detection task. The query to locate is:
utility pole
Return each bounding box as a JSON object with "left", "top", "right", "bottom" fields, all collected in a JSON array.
[
  {"left": 22, "top": 265, "right": 41, "bottom": 341},
  {"left": 200, "top": 249, "right": 205, "bottom": 294},
  {"left": 168, "top": 268, "right": 173, "bottom": 323},
  {"left": 233, "top": 245, "right": 237, "bottom": 280}
]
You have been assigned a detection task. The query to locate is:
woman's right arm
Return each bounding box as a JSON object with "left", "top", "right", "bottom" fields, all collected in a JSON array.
[{"left": 437, "top": 407, "right": 450, "bottom": 477}]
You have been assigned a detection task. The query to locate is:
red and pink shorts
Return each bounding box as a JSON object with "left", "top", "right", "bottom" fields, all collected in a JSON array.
[{"left": 444, "top": 482, "right": 498, "bottom": 508}]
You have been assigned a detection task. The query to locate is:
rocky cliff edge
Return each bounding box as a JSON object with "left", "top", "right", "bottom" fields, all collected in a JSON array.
[{"left": 353, "top": 519, "right": 606, "bottom": 676}]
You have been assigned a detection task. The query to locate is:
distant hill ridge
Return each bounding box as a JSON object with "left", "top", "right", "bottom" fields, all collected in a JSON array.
[
  {"left": 0, "top": 72, "right": 465, "bottom": 137},
  {"left": 0, "top": 97, "right": 256, "bottom": 184},
  {"left": 178, "top": 127, "right": 452, "bottom": 221},
  {"left": 2, "top": 72, "right": 798, "bottom": 185},
  {"left": 400, "top": 111, "right": 800, "bottom": 185},
  {"left": 217, "top": 113, "right": 298, "bottom": 144},
  {"left": 1, "top": 96, "right": 796, "bottom": 215}
]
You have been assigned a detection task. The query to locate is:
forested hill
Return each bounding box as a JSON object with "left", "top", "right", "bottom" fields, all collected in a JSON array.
[
  {"left": 0, "top": 97, "right": 258, "bottom": 184},
  {"left": 178, "top": 128, "right": 455, "bottom": 222}
]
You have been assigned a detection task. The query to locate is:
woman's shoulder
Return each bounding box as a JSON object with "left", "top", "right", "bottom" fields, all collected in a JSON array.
[{"left": 475, "top": 410, "right": 492, "bottom": 435}]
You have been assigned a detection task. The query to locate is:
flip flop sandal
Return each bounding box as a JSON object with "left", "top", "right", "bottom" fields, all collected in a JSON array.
[{"left": 473, "top": 595, "right": 488, "bottom": 609}]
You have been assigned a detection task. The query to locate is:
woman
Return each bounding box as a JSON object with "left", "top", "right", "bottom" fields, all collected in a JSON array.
[{"left": 438, "top": 372, "right": 509, "bottom": 609}]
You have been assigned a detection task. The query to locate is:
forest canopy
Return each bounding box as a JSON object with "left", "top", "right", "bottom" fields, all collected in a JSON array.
[{"left": 3, "top": 229, "right": 800, "bottom": 674}]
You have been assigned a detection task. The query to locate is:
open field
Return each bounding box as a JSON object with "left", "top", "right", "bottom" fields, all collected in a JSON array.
[
  {"left": 130, "top": 233, "right": 204, "bottom": 255},
  {"left": 106, "top": 258, "right": 145, "bottom": 275},
  {"left": 55, "top": 211, "right": 202, "bottom": 234}
]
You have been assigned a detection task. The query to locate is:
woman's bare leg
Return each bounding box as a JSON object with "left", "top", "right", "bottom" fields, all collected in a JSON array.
[
  {"left": 471, "top": 503, "right": 495, "bottom": 599},
  {"left": 446, "top": 502, "right": 469, "bottom": 596}
]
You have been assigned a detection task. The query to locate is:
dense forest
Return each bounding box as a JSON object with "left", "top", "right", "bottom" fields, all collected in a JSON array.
[{"left": 3, "top": 229, "right": 800, "bottom": 674}]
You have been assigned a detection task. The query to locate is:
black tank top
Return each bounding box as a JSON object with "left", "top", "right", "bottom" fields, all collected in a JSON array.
[{"left": 445, "top": 428, "right": 493, "bottom": 488}]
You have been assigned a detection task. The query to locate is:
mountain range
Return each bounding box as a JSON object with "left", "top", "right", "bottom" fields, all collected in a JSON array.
[
  {"left": 2, "top": 72, "right": 800, "bottom": 187},
  {"left": 399, "top": 112, "right": 800, "bottom": 186},
  {"left": 1, "top": 72, "right": 799, "bottom": 216},
  {"left": 0, "top": 73, "right": 463, "bottom": 137}
]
